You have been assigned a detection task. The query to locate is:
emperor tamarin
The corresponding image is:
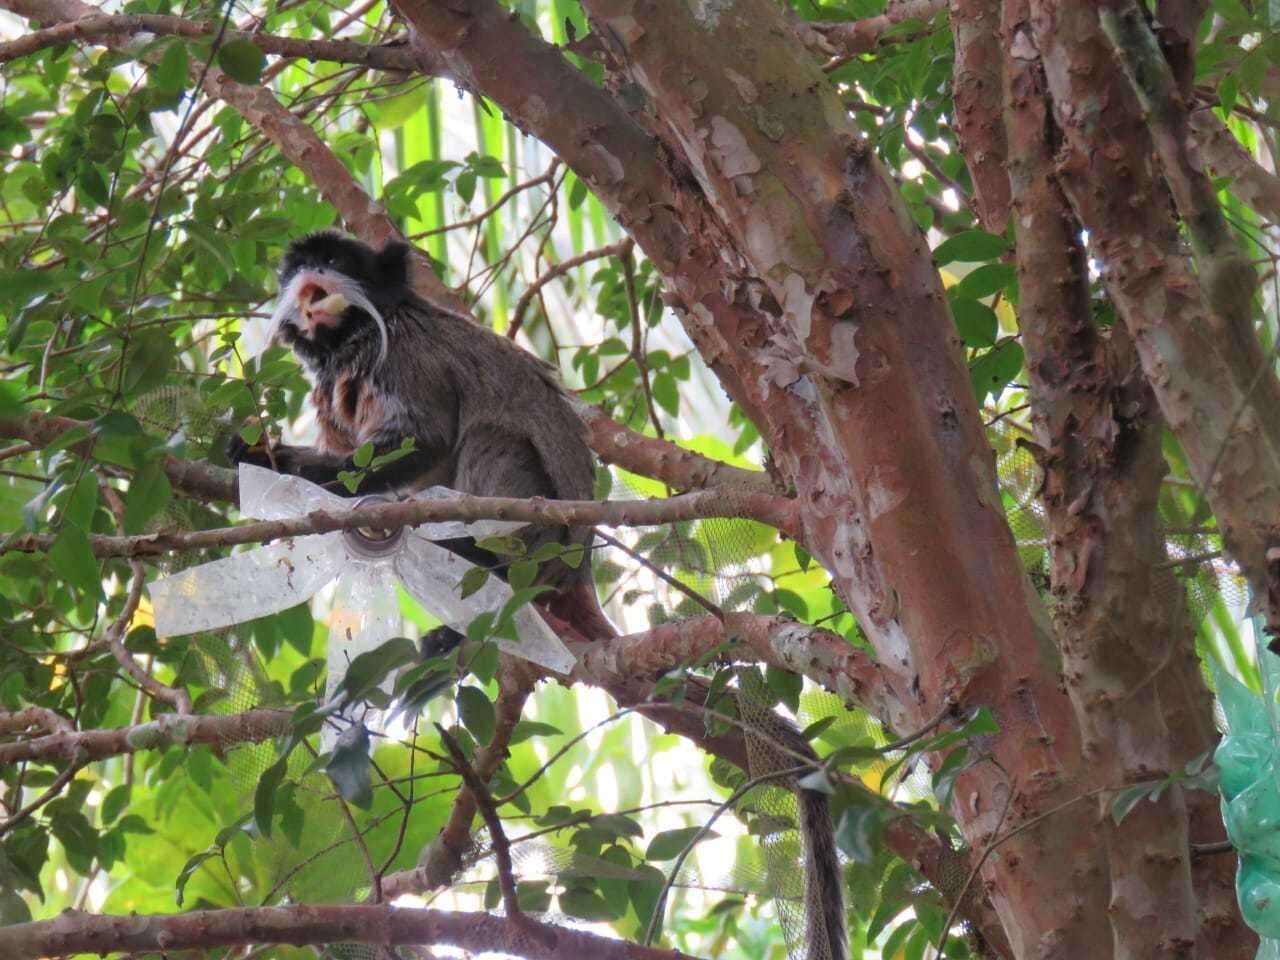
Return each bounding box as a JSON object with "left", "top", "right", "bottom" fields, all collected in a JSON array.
[{"left": 228, "top": 230, "right": 610, "bottom": 638}]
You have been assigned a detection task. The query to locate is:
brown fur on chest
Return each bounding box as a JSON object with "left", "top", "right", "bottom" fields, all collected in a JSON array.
[{"left": 312, "top": 373, "right": 390, "bottom": 456}]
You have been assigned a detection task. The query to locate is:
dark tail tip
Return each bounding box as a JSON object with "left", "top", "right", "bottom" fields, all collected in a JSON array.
[{"left": 799, "top": 787, "right": 848, "bottom": 960}]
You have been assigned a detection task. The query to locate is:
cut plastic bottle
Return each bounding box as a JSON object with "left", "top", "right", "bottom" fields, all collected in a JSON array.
[{"left": 148, "top": 464, "right": 577, "bottom": 697}]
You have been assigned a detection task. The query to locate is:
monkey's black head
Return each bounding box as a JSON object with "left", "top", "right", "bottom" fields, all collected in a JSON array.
[{"left": 271, "top": 231, "right": 412, "bottom": 371}]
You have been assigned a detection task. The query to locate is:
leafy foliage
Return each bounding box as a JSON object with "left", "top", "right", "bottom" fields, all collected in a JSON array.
[{"left": 0, "top": 0, "right": 1264, "bottom": 958}]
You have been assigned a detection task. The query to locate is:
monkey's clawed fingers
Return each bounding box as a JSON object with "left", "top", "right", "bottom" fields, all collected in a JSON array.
[{"left": 225, "top": 428, "right": 272, "bottom": 469}]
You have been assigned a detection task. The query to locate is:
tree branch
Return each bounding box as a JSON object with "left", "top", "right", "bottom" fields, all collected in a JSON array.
[
  {"left": 1004, "top": 1, "right": 1198, "bottom": 944},
  {"left": 0, "top": 408, "right": 776, "bottom": 511},
  {"left": 1033, "top": 0, "right": 1280, "bottom": 634},
  {"left": 400, "top": 660, "right": 534, "bottom": 896},
  {"left": 800, "top": 0, "right": 949, "bottom": 63},
  {"left": 1, "top": 486, "right": 799, "bottom": 560},
  {"left": 436, "top": 725, "right": 547, "bottom": 944},
  {"left": 0, "top": 13, "right": 420, "bottom": 71},
  {"left": 100, "top": 484, "right": 192, "bottom": 714},
  {"left": 1190, "top": 104, "right": 1280, "bottom": 225},
  {"left": 0, "top": 904, "right": 701, "bottom": 960},
  {"left": 572, "top": 612, "right": 903, "bottom": 730},
  {"left": 0, "top": 706, "right": 73, "bottom": 737},
  {"left": 0, "top": 709, "right": 291, "bottom": 766},
  {"left": 948, "top": 0, "right": 1011, "bottom": 231},
  {"left": 1099, "top": 0, "right": 1257, "bottom": 325}
]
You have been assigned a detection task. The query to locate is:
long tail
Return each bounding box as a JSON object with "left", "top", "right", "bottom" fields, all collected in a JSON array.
[{"left": 798, "top": 785, "right": 847, "bottom": 960}]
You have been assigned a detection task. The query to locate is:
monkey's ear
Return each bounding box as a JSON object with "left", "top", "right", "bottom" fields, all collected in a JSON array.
[{"left": 375, "top": 241, "right": 412, "bottom": 291}]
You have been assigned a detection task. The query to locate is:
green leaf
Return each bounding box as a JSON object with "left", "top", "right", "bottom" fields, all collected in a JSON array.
[
  {"left": 933, "top": 229, "right": 1008, "bottom": 265},
  {"left": 181, "top": 219, "right": 237, "bottom": 279},
  {"left": 801, "top": 716, "right": 837, "bottom": 741},
  {"left": 954, "top": 263, "right": 1016, "bottom": 301},
  {"left": 49, "top": 527, "right": 101, "bottom": 600},
  {"left": 834, "top": 803, "right": 882, "bottom": 863},
  {"left": 468, "top": 642, "right": 499, "bottom": 684},
  {"left": 152, "top": 41, "right": 189, "bottom": 94},
  {"left": 325, "top": 724, "right": 373, "bottom": 808},
  {"left": 507, "top": 559, "right": 538, "bottom": 590},
  {"left": 369, "top": 87, "right": 425, "bottom": 130},
  {"left": 352, "top": 441, "right": 374, "bottom": 468},
  {"left": 0, "top": 889, "right": 30, "bottom": 925},
  {"left": 1110, "top": 782, "right": 1161, "bottom": 825},
  {"left": 61, "top": 474, "right": 98, "bottom": 532},
  {"left": 370, "top": 437, "right": 416, "bottom": 470},
  {"left": 459, "top": 565, "right": 489, "bottom": 599},
  {"left": 628, "top": 864, "right": 666, "bottom": 938},
  {"left": 475, "top": 534, "right": 526, "bottom": 557},
  {"left": 969, "top": 339, "right": 1024, "bottom": 403},
  {"left": 510, "top": 719, "right": 562, "bottom": 744},
  {"left": 765, "top": 665, "right": 802, "bottom": 714},
  {"left": 123, "top": 329, "right": 177, "bottom": 396},
  {"left": 881, "top": 919, "right": 918, "bottom": 960},
  {"left": 569, "top": 176, "right": 588, "bottom": 209},
  {"left": 337, "top": 636, "right": 419, "bottom": 702},
  {"left": 124, "top": 459, "right": 171, "bottom": 535},
  {"left": 174, "top": 849, "right": 216, "bottom": 907},
  {"left": 216, "top": 39, "right": 266, "bottom": 84},
  {"left": 76, "top": 162, "right": 108, "bottom": 206},
  {"left": 100, "top": 785, "right": 131, "bottom": 825},
  {"left": 466, "top": 611, "right": 495, "bottom": 643},
  {"left": 652, "top": 372, "right": 679, "bottom": 416},
  {"left": 0, "top": 380, "right": 21, "bottom": 419},
  {"left": 469, "top": 154, "right": 505, "bottom": 177},
  {"left": 456, "top": 169, "right": 477, "bottom": 204},
  {"left": 560, "top": 887, "right": 621, "bottom": 921},
  {"left": 276, "top": 603, "right": 315, "bottom": 657},
  {"left": 931, "top": 745, "right": 972, "bottom": 806},
  {"left": 50, "top": 811, "right": 96, "bottom": 875},
  {"left": 592, "top": 814, "right": 644, "bottom": 838},
  {"left": 950, "top": 298, "right": 998, "bottom": 347},
  {"left": 517, "top": 881, "right": 552, "bottom": 913},
  {"left": 646, "top": 826, "right": 714, "bottom": 861},
  {"left": 456, "top": 685, "right": 496, "bottom": 743},
  {"left": 254, "top": 754, "right": 288, "bottom": 837}
]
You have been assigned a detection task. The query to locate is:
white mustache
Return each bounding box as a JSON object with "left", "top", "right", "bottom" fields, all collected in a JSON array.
[{"left": 266, "top": 269, "right": 390, "bottom": 367}]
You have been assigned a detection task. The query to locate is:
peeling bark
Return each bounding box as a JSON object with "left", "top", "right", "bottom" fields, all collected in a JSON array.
[{"left": 438, "top": 0, "right": 1103, "bottom": 951}]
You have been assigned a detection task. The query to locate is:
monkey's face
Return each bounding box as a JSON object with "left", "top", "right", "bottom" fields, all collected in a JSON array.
[{"left": 269, "top": 232, "right": 410, "bottom": 370}]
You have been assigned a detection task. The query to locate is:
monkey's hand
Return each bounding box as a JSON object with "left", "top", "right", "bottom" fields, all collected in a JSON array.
[{"left": 225, "top": 426, "right": 276, "bottom": 471}]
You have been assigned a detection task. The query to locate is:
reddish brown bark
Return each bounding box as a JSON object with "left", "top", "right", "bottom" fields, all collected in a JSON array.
[
  {"left": 0, "top": 709, "right": 291, "bottom": 766},
  {"left": 0, "top": 905, "right": 695, "bottom": 960},
  {"left": 1031, "top": 0, "right": 1280, "bottom": 635},
  {"left": 950, "top": 0, "right": 1012, "bottom": 231},
  {"left": 1003, "top": 3, "right": 1200, "bottom": 954},
  {"left": 392, "top": 0, "right": 1112, "bottom": 952}
]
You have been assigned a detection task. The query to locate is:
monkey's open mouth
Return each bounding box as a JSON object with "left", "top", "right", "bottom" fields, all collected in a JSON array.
[{"left": 298, "top": 282, "right": 351, "bottom": 334}]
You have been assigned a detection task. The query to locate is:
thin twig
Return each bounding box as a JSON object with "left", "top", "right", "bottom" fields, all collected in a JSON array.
[
  {"left": 508, "top": 239, "right": 633, "bottom": 339},
  {"left": 436, "top": 725, "right": 541, "bottom": 940},
  {"left": 643, "top": 763, "right": 810, "bottom": 946},
  {"left": 100, "top": 485, "right": 192, "bottom": 714},
  {"left": 931, "top": 777, "right": 1017, "bottom": 960},
  {"left": 0, "top": 760, "right": 83, "bottom": 837},
  {"left": 592, "top": 528, "right": 725, "bottom": 620}
]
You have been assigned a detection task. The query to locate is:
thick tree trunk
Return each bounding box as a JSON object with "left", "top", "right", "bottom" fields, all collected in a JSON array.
[{"left": 394, "top": 0, "right": 1123, "bottom": 953}]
